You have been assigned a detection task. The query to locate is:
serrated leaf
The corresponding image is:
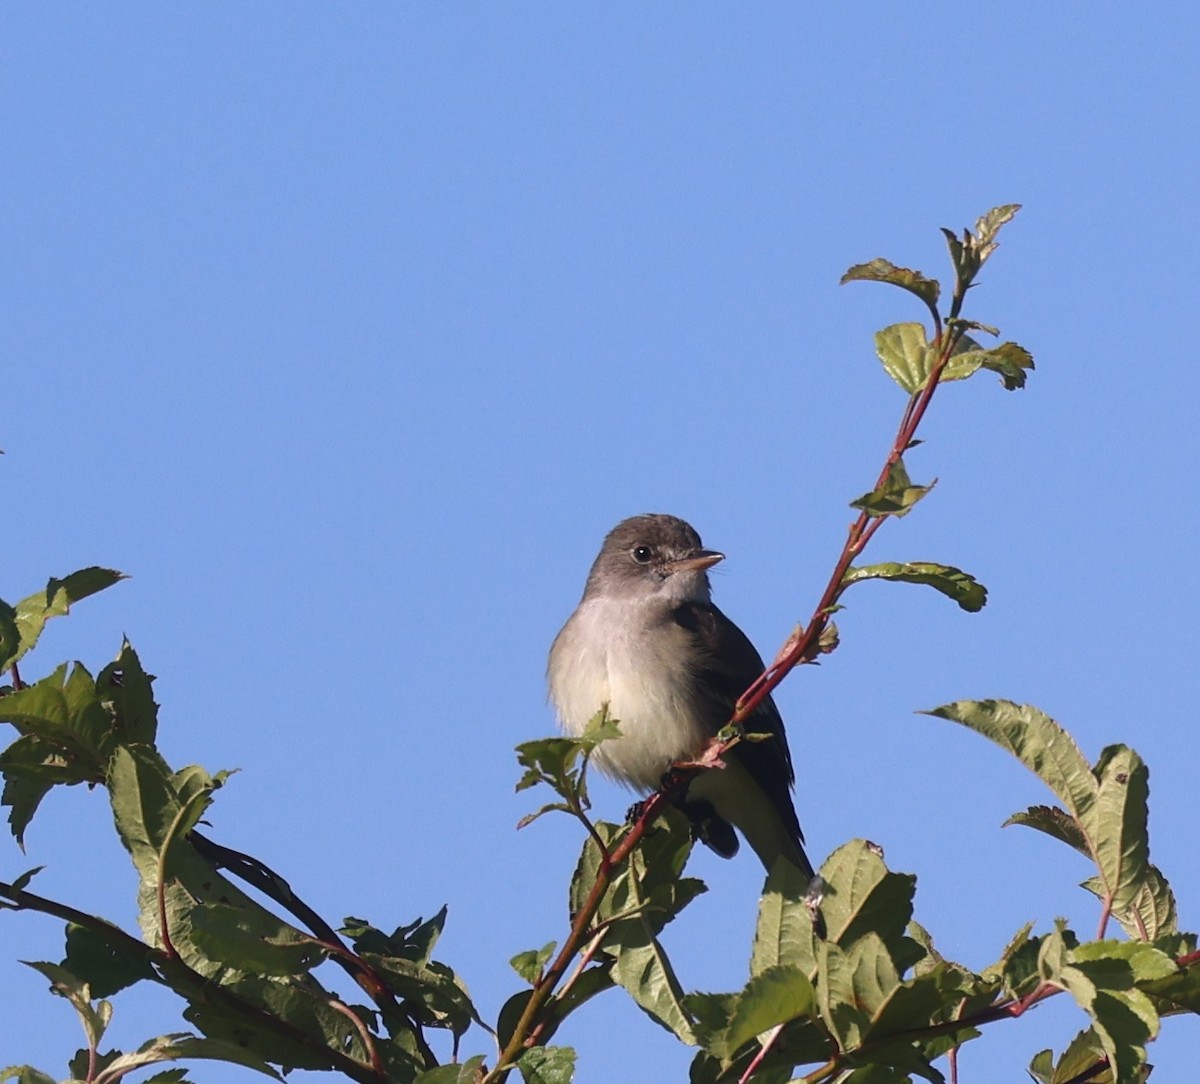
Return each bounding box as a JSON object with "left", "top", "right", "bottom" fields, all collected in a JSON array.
[
  {"left": 840, "top": 260, "right": 941, "bottom": 310},
  {"left": 1045, "top": 1027, "right": 1122, "bottom": 1084},
  {"left": 817, "top": 941, "right": 869, "bottom": 1050},
  {"left": 22, "top": 960, "right": 111, "bottom": 1050},
  {"left": 1004, "top": 804, "right": 1091, "bottom": 858},
  {"left": 817, "top": 841, "right": 915, "bottom": 953},
  {"left": 941, "top": 204, "right": 1020, "bottom": 286},
  {"left": 95, "top": 640, "right": 159, "bottom": 746},
  {"left": 1, "top": 568, "right": 127, "bottom": 670},
  {"left": 1033, "top": 933, "right": 1164, "bottom": 1082},
  {"left": 842, "top": 562, "right": 986, "bottom": 612},
  {"left": 515, "top": 1045, "right": 576, "bottom": 1084},
  {"left": 413, "top": 1055, "right": 487, "bottom": 1084},
  {"left": 184, "top": 979, "right": 367, "bottom": 1071},
  {"left": 1142, "top": 957, "right": 1200, "bottom": 1014},
  {"left": 88, "top": 1033, "right": 283, "bottom": 1084},
  {"left": 873, "top": 323, "right": 933, "bottom": 394},
  {"left": 751, "top": 859, "right": 818, "bottom": 977},
  {"left": 983, "top": 923, "right": 1043, "bottom": 1000},
  {"left": 514, "top": 710, "right": 619, "bottom": 812},
  {"left": 943, "top": 341, "right": 1034, "bottom": 390},
  {"left": 63, "top": 922, "right": 157, "bottom": 998},
  {"left": 684, "top": 991, "right": 738, "bottom": 1059},
  {"left": 975, "top": 204, "right": 1021, "bottom": 246},
  {"left": 724, "top": 965, "right": 816, "bottom": 1056},
  {"left": 361, "top": 951, "right": 482, "bottom": 1037},
  {"left": 510, "top": 941, "right": 557, "bottom": 985},
  {"left": 850, "top": 459, "right": 935, "bottom": 519},
  {"left": 189, "top": 903, "right": 325, "bottom": 976},
  {"left": 0, "top": 663, "right": 112, "bottom": 777},
  {"left": 1083, "top": 865, "right": 1177, "bottom": 942},
  {"left": 1088, "top": 746, "right": 1150, "bottom": 917},
  {"left": 0, "top": 1067, "right": 57, "bottom": 1084},
  {"left": 1055, "top": 967, "right": 1157, "bottom": 1083},
  {"left": 924, "top": 701, "right": 1097, "bottom": 823},
  {"left": 845, "top": 932, "right": 901, "bottom": 1018}
]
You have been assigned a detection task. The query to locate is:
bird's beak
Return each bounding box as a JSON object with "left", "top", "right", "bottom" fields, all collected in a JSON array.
[{"left": 668, "top": 549, "right": 725, "bottom": 574}]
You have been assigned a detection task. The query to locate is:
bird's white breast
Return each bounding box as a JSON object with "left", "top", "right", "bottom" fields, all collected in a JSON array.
[{"left": 549, "top": 595, "right": 708, "bottom": 791}]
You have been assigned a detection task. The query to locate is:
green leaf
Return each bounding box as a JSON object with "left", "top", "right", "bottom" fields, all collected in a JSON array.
[
  {"left": 0, "top": 744, "right": 63, "bottom": 846},
  {"left": 1039, "top": 1027, "right": 1125, "bottom": 1084},
  {"left": 842, "top": 562, "right": 986, "bottom": 613},
  {"left": 817, "top": 941, "right": 869, "bottom": 1050},
  {"left": 873, "top": 323, "right": 934, "bottom": 394},
  {"left": 510, "top": 941, "right": 557, "bottom": 984},
  {"left": 724, "top": 965, "right": 816, "bottom": 1057},
  {"left": 0, "top": 1067, "right": 56, "bottom": 1084},
  {"left": 95, "top": 640, "right": 159, "bottom": 746},
  {"left": 63, "top": 922, "right": 157, "bottom": 998},
  {"left": 942, "top": 341, "right": 1034, "bottom": 390},
  {"left": 975, "top": 203, "right": 1022, "bottom": 247},
  {"left": 8, "top": 866, "right": 43, "bottom": 894},
  {"left": 817, "top": 841, "right": 916, "bottom": 953},
  {"left": 22, "top": 960, "right": 112, "bottom": 1051},
  {"left": 942, "top": 205, "right": 1021, "bottom": 285},
  {"left": 1035, "top": 936, "right": 1169, "bottom": 1083},
  {"left": 607, "top": 894, "right": 696, "bottom": 1043},
  {"left": 108, "top": 746, "right": 217, "bottom": 879},
  {"left": 1004, "top": 804, "right": 1090, "bottom": 858},
  {"left": 850, "top": 459, "right": 935, "bottom": 519},
  {"left": 183, "top": 980, "right": 368, "bottom": 1072},
  {"left": 840, "top": 260, "right": 941, "bottom": 311},
  {"left": 1142, "top": 955, "right": 1200, "bottom": 1014},
  {"left": 570, "top": 810, "right": 701, "bottom": 1043},
  {"left": 85, "top": 1033, "right": 283, "bottom": 1084},
  {"left": 1070, "top": 940, "right": 1176, "bottom": 984},
  {"left": 515, "top": 710, "right": 620, "bottom": 813},
  {"left": 982, "top": 923, "right": 1043, "bottom": 999},
  {"left": 684, "top": 991, "right": 738, "bottom": 1059},
  {"left": 1082, "top": 865, "right": 1178, "bottom": 942},
  {"left": 2, "top": 568, "right": 127, "bottom": 670},
  {"left": 751, "top": 859, "right": 818, "bottom": 977},
  {"left": 515, "top": 1045, "right": 576, "bottom": 1084},
  {"left": 189, "top": 903, "right": 326, "bottom": 976},
  {"left": 0, "top": 663, "right": 112, "bottom": 778},
  {"left": 924, "top": 701, "right": 1097, "bottom": 823},
  {"left": 360, "top": 950, "right": 482, "bottom": 1037},
  {"left": 413, "top": 1056, "right": 487, "bottom": 1084},
  {"left": 0, "top": 600, "right": 20, "bottom": 673},
  {"left": 1088, "top": 746, "right": 1150, "bottom": 916}
]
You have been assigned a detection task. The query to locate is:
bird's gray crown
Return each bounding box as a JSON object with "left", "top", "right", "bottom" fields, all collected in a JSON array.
[{"left": 581, "top": 513, "right": 722, "bottom": 603}]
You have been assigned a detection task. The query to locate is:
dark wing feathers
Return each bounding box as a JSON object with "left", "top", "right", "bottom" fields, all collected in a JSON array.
[{"left": 670, "top": 601, "right": 805, "bottom": 847}]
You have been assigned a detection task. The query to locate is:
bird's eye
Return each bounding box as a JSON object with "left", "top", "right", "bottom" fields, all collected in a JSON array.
[{"left": 631, "top": 545, "right": 654, "bottom": 564}]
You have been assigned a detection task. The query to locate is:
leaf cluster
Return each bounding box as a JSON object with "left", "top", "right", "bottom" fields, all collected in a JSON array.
[{"left": 1, "top": 574, "right": 483, "bottom": 1084}]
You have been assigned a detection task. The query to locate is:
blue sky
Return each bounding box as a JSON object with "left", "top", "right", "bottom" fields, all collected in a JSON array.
[{"left": 3, "top": 5, "right": 1197, "bottom": 1082}]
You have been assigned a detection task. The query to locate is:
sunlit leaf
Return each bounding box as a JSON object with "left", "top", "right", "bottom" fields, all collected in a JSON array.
[{"left": 873, "top": 323, "right": 933, "bottom": 394}]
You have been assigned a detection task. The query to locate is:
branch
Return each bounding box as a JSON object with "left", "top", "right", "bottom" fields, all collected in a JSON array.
[
  {"left": 732, "top": 317, "right": 968, "bottom": 728},
  {"left": 0, "top": 878, "right": 391, "bottom": 1084}
]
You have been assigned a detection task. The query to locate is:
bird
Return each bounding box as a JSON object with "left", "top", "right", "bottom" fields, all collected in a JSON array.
[{"left": 547, "top": 513, "right": 813, "bottom": 876}]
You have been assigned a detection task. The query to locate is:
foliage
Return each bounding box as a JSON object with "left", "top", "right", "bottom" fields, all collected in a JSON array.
[{"left": 4, "top": 207, "right": 1194, "bottom": 1084}]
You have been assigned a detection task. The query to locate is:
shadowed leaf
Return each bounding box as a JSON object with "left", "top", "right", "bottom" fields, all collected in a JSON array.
[
  {"left": 843, "top": 562, "right": 986, "bottom": 612},
  {"left": 2, "top": 568, "right": 127, "bottom": 671},
  {"left": 841, "top": 260, "right": 941, "bottom": 311},
  {"left": 851, "top": 459, "right": 934, "bottom": 519}
]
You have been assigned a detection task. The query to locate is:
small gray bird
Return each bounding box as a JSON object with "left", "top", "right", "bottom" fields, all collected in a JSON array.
[{"left": 548, "top": 513, "right": 813, "bottom": 876}]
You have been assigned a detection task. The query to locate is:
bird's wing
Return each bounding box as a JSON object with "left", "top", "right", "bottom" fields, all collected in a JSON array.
[{"left": 670, "top": 601, "right": 804, "bottom": 848}]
